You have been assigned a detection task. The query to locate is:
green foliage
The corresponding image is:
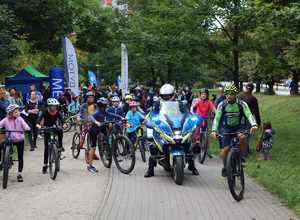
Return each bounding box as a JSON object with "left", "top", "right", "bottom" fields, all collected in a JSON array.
[
  {"left": 0, "top": 4, "right": 19, "bottom": 75},
  {"left": 246, "top": 95, "right": 300, "bottom": 217}
]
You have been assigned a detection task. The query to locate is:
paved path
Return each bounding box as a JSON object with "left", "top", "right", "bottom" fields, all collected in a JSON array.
[
  {"left": 98, "top": 155, "right": 298, "bottom": 220},
  {"left": 0, "top": 132, "right": 298, "bottom": 220},
  {"left": 0, "top": 132, "right": 110, "bottom": 220}
]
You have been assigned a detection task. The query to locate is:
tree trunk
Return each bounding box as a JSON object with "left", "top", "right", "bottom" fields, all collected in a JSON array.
[
  {"left": 239, "top": 81, "right": 243, "bottom": 92},
  {"left": 151, "top": 66, "right": 156, "bottom": 86},
  {"left": 232, "top": 0, "right": 241, "bottom": 90},
  {"left": 266, "top": 80, "right": 275, "bottom": 95},
  {"left": 255, "top": 80, "right": 261, "bottom": 93},
  {"left": 167, "top": 63, "right": 172, "bottom": 82},
  {"left": 290, "top": 70, "right": 299, "bottom": 96}
]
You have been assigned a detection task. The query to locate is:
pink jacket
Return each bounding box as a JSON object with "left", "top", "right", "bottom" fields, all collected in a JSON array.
[{"left": 0, "top": 117, "right": 30, "bottom": 143}]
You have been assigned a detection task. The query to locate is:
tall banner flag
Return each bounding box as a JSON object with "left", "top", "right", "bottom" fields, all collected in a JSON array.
[
  {"left": 63, "top": 37, "right": 79, "bottom": 96},
  {"left": 121, "top": 43, "right": 128, "bottom": 94},
  {"left": 88, "top": 71, "right": 97, "bottom": 86},
  {"left": 50, "top": 67, "right": 64, "bottom": 99}
]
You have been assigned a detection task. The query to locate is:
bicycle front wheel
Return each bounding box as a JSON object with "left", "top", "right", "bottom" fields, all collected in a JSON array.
[
  {"left": 49, "top": 144, "right": 59, "bottom": 180},
  {"left": 226, "top": 150, "right": 245, "bottom": 202},
  {"left": 2, "top": 145, "right": 11, "bottom": 189},
  {"left": 199, "top": 131, "right": 208, "bottom": 164},
  {"left": 138, "top": 138, "right": 146, "bottom": 163},
  {"left": 71, "top": 132, "right": 81, "bottom": 159},
  {"left": 113, "top": 135, "right": 135, "bottom": 174},
  {"left": 98, "top": 133, "right": 112, "bottom": 168}
]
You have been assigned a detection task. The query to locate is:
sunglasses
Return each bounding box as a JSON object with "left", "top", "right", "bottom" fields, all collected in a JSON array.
[{"left": 225, "top": 92, "right": 236, "bottom": 96}]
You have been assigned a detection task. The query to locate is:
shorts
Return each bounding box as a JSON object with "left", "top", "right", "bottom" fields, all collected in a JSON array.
[
  {"left": 89, "top": 126, "right": 107, "bottom": 148},
  {"left": 219, "top": 127, "right": 243, "bottom": 149}
]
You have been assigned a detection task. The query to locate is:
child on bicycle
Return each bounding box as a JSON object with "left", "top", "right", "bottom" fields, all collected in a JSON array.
[
  {"left": 36, "top": 98, "right": 66, "bottom": 174},
  {"left": 0, "top": 104, "right": 30, "bottom": 182},
  {"left": 107, "top": 96, "right": 124, "bottom": 119},
  {"left": 126, "top": 101, "right": 145, "bottom": 145}
]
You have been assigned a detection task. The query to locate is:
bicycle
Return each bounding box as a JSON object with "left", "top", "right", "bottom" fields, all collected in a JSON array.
[
  {"left": 0, "top": 130, "right": 23, "bottom": 189},
  {"left": 71, "top": 121, "right": 91, "bottom": 163},
  {"left": 131, "top": 126, "right": 147, "bottom": 163},
  {"left": 63, "top": 113, "right": 79, "bottom": 133},
  {"left": 97, "top": 119, "right": 135, "bottom": 174},
  {"left": 218, "top": 130, "right": 249, "bottom": 202},
  {"left": 40, "top": 126, "right": 65, "bottom": 180},
  {"left": 199, "top": 123, "right": 211, "bottom": 164}
]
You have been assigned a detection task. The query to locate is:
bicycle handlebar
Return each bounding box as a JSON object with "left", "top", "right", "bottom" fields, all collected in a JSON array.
[
  {"left": 217, "top": 130, "right": 250, "bottom": 138},
  {"left": 39, "top": 126, "right": 63, "bottom": 132},
  {"left": 0, "top": 130, "right": 25, "bottom": 133}
]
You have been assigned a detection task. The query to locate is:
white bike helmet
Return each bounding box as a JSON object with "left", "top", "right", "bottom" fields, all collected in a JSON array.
[
  {"left": 111, "top": 96, "right": 120, "bottom": 102},
  {"left": 159, "top": 84, "right": 175, "bottom": 101},
  {"left": 47, "top": 98, "right": 60, "bottom": 106},
  {"left": 6, "top": 104, "right": 19, "bottom": 113}
]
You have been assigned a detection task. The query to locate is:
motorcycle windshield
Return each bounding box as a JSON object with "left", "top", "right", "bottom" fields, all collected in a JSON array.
[{"left": 159, "top": 101, "right": 183, "bottom": 130}]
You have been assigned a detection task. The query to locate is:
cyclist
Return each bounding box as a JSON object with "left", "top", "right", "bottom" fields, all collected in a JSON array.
[
  {"left": 0, "top": 104, "right": 30, "bottom": 182},
  {"left": 122, "top": 94, "right": 133, "bottom": 115},
  {"left": 211, "top": 84, "right": 258, "bottom": 177},
  {"left": 191, "top": 88, "right": 216, "bottom": 152},
  {"left": 88, "top": 98, "right": 122, "bottom": 173},
  {"left": 107, "top": 96, "right": 123, "bottom": 120},
  {"left": 36, "top": 98, "right": 66, "bottom": 174},
  {"left": 77, "top": 91, "right": 99, "bottom": 158},
  {"left": 68, "top": 95, "right": 80, "bottom": 115},
  {"left": 125, "top": 101, "right": 145, "bottom": 145}
]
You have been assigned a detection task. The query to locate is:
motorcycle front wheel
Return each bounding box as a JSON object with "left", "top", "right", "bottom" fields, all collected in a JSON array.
[{"left": 172, "top": 156, "right": 184, "bottom": 185}]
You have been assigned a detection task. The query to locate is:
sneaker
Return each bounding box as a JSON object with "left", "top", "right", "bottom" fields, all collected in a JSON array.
[
  {"left": 144, "top": 169, "right": 154, "bottom": 178},
  {"left": 30, "top": 148, "right": 35, "bottom": 152},
  {"left": 188, "top": 166, "right": 199, "bottom": 175},
  {"left": 42, "top": 165, "right": 48, "bottom": 174},
  {"left": 221, "top": 168, "right": 227, "bottom": 178},
  {"left": 87, "top": 165, "right": 98, "bottom": 173},
  {"left": 17, "top": 174, "right": 23, "bottom": 182},
  {"left": 91, "top": 166, "right": 98, "bottom": 172}
]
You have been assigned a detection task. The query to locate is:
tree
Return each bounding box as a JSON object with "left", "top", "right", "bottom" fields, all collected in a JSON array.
[{"left": 0, "top": 4, "right": 19, "bottom": 76}]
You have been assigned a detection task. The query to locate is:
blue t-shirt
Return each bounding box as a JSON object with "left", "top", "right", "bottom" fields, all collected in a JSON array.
[{"left": 126, "top": 110, "right": 143, "bottom": 133}]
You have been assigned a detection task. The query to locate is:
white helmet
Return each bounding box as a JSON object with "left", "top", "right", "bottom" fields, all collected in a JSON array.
[
  {"left": 159, "top": 84, "right": 175, "bottom": 101},
  {"left": 111, "top": 96, "right": 120, "bottom": 102},
  {"left": 6, "top": 104, "right": 19, "bottom": 113},
  {"left": 47, "top": 98, "right": 60, "bottom": 106}
]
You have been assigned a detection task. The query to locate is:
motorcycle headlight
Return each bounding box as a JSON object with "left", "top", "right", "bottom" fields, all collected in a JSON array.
[{"left": 173, "top": 134, "right": 183, "bottom": 143}]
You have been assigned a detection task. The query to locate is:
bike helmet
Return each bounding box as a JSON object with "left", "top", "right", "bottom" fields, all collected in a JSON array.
[
  {"left": 6, "top": 104, "right": 19, "bottom": 113},
  {"left": 125, "top": 95, "right": 133, "bottom": 101},
  {"left": 111, "top": 96, "right": 120, "bottom": 102},
  {"left": 129, "top": 101, "right": 138, "bottom": 107},
  {"left": 47, "top": 98, "right": 60, "bottom": 106},
  {"left": 86, "top": 92, "right": 95, "bottom": 97},
  {"left": 159, "top": 84, "right": 175, "bottom": 101},
  {"left": 200, "top": 88, "right": 209, "bottom": 95},
  {"left": 97, "top": 97, "right": 109, "bottom": 107},
  {"left": 224, "top": 83, "right": 239, "bottom": 95}
]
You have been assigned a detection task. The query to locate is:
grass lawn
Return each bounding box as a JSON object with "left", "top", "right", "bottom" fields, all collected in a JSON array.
[{"left": 209, "top": 94, "right": 300, "bottom": 217}]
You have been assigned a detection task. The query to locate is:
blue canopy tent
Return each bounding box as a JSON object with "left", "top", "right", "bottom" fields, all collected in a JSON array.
[{"left": 5, "top": 66, "right": 50, "bottom": 101}]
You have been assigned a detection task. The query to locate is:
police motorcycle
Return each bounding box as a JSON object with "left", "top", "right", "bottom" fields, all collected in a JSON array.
[{"left": 146, "top": 100, "right": 203, "bottom": 185}]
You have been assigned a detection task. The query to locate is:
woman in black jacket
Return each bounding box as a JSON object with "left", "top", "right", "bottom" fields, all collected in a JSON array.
[{"left": 25, "top": 91, "right": 41, "bottom": 151}]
